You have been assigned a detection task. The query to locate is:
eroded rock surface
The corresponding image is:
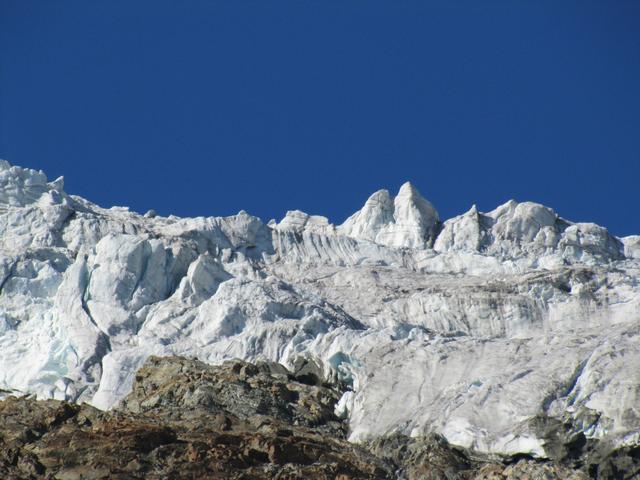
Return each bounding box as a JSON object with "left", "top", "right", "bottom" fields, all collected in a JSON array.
[
  {"left": 2, "top": 357, "right": 622, "bottom": 479},
  {"left": 0, "top": 357, "right": 391, "bottom": 479}
]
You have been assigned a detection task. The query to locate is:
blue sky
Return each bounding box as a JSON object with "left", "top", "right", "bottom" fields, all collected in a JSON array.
[{"left": 1, "top": 1, "right": 639, "bottom": 235}]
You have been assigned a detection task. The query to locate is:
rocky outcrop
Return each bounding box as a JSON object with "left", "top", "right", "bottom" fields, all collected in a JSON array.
[
  {"left": 1, "top": 356, "right": 634, "bottom": 479},
  {"left": 0, "top": 357, "right": 393, "bottom": 479},
  {"left": 120, "top": 356, "right": 347, "bottom": 438}
]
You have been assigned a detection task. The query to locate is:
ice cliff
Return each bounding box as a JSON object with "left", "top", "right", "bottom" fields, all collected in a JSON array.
[{"left": 0, "top": 160, "right": 639, "bottom": 458}]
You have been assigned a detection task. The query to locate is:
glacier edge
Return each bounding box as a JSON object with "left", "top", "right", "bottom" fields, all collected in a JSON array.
[{"left": 0, "top": 159, "right": 639, "bottom": 458}]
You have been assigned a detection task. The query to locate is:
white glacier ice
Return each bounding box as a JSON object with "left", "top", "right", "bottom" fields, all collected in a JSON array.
[
  {"left": 0, "top": 159, "right": 639, "bottom": 458},
  {"left": 339, "top": 181, "right": 440, "bottom": 249}
]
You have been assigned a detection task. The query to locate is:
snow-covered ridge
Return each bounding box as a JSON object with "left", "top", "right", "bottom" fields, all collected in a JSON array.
[{"left": 1, "top": 160, "right": 639, "bottom": 458}]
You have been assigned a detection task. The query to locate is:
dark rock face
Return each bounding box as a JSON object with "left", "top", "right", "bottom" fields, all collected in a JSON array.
[
  {"left": 366, "top": 433, "right": 481, "bottom": 479},
  {"left": 528, "top": 414, "right": 640, "bottom": 479},
  {"left": 0, "top": 356, "right": 630, "bottom": 479},
  {"left": 121, "top": 356, "right": 345, "bottom": 438},
  {"left": 0, "top": 357, "right": 392, "bottom": 479}
]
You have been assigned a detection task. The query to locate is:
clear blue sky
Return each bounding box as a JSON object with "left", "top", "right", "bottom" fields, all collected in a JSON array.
[{"left": 1, "top": 1, "right": 639, "bottom": 235}]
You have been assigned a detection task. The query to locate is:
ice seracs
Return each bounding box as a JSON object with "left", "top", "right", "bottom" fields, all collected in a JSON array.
[
  {"left": 0, "top": 159, "right": 639, "bottom": 460},
  {"left": 434, "top": 204, "right": 484, "bottom": 253},
  {"left": 274, "top": 210, "right": 335, "bottom": 236},
  {"left": 623, "top": 235, "right": 640, "bottom": 259},
  {"left": 0, "top": 160, "right": 65, "bottom": 207},
  {"left": 339, "top": 181, "right": 440, "bottom": 249},
  {"left": 434, "top": 198, "right": 624, "bottom": 263}
]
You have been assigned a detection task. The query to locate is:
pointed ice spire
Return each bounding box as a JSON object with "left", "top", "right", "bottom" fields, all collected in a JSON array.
[
  {"left": 434, "top": 204, "right": 483, "bottom": 253},
  {"left": 339, "top": 189, "right": 394, "bottom": 243},
  {"left": 339, "top": 182, "right": 440, "bottom": 249},
  {"left": 393, "top": 181, "right": 439, "bottom": 232}
]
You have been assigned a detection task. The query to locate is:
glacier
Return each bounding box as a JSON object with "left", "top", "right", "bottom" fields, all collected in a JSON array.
[{"left": 0, "top": 159, "right": 639, "bottom": 458}]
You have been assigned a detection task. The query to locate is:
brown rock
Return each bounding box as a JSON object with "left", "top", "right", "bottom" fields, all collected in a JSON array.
[{"left": 0, "top": 356, "right": 620, "bottom": 479}]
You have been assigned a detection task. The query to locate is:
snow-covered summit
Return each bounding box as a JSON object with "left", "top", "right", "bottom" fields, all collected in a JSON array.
[{"left": 0, "top": 160, "right": 639, "bottom": 459}]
